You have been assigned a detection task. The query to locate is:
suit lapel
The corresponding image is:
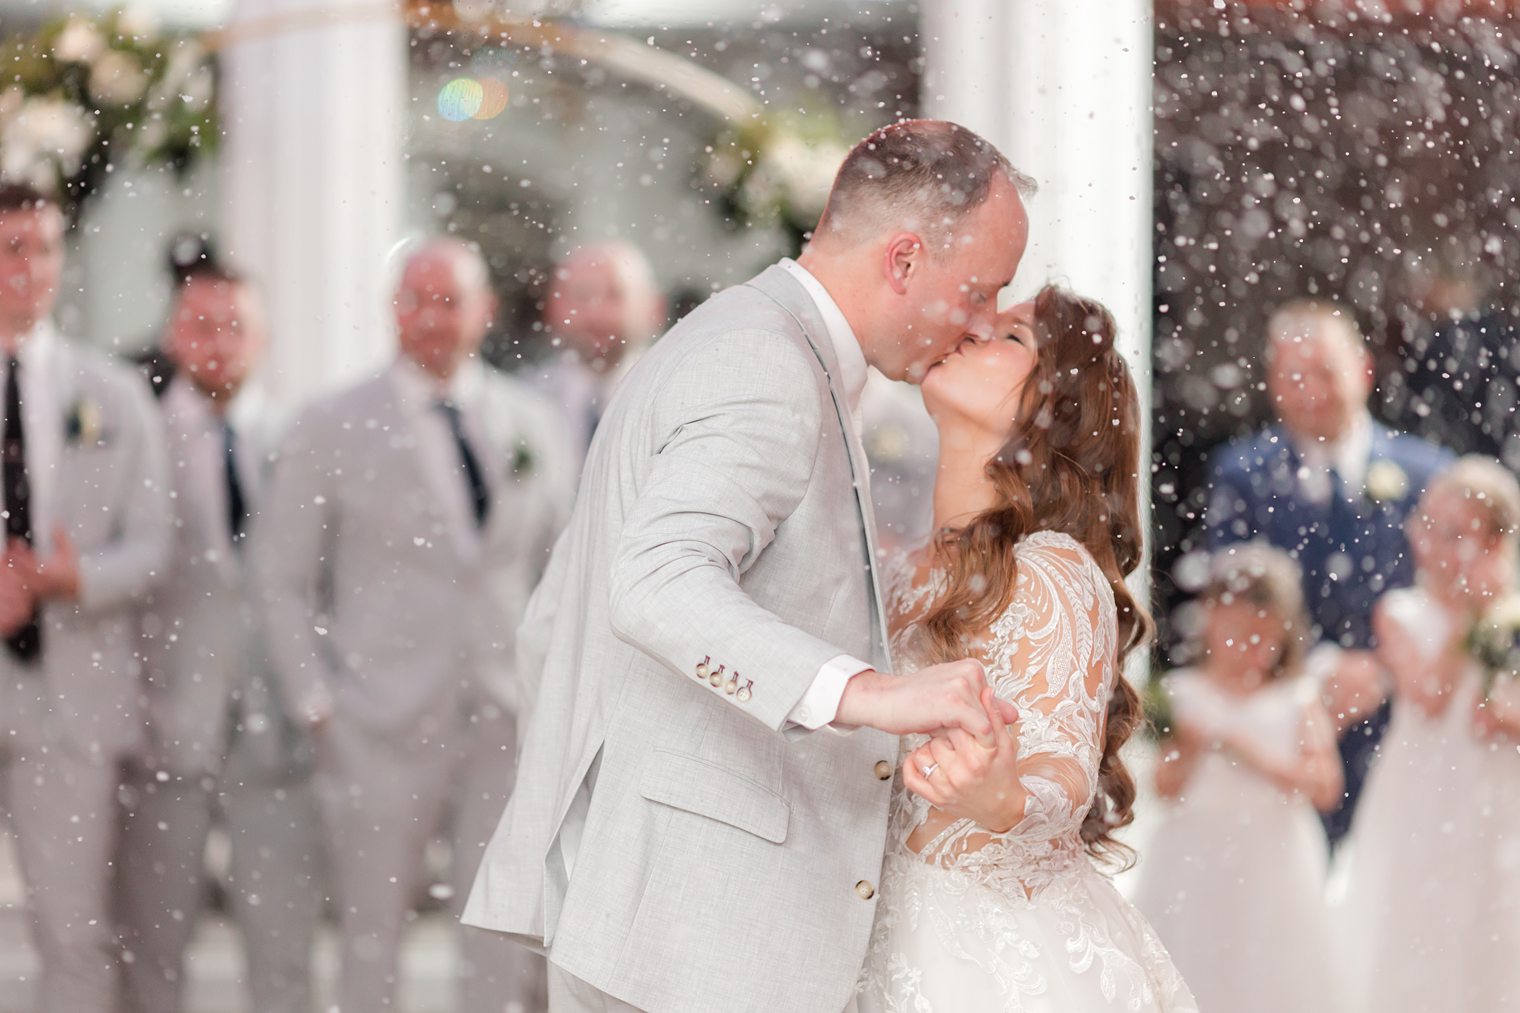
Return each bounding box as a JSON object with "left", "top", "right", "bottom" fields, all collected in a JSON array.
[{"left": 745, "top": 265, "right": 892, "bottom": 668}]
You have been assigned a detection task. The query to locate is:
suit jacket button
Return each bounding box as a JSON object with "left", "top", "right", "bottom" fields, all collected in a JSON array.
[
  {"left": 874, "top": 760, "right": 892, "bottom": 781},
  {"left": 855, "top": 880, "right": 875, "bottom": 900}
]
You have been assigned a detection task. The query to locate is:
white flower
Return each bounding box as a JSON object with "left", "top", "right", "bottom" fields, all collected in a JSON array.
[
  {"left": 114, "top": 5, "right": 160, "bottom": 41},
  {"left": 0, "top": 87, "right": 24, "bottom": 121},
  {"left": 89, "top": 49, "right": 151, "bottom": 107},
  {"left": 6, "top": 97, "right": 96, "bottom": 175},
  {"left": 763, "top": 135, "right": 845, "bottom": 220},
  {"left": 1365, "top": 459, "right": 1409, "bottom": 502},
  {"left": 52, "top": 19, "right": 105, "bottom": 65}
]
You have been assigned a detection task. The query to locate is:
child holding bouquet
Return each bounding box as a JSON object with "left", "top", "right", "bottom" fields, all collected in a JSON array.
[
  {"left": 1337, "top": 455, "right": 1520, "bottom": 1013},
  {"left": 1135, "top": 544, "right": 1342, "bottom": 1013}
]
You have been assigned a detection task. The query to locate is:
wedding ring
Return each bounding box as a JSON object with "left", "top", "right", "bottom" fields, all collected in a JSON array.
[{"left": 920, "top": 762, "right": 939, "bottom": 778}]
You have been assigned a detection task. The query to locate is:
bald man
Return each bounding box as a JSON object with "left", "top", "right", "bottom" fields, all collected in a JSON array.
[
  {"left": 256, "top": 239, "right": 574, "bottom": 1011},
  {"left": 536, "top": 241, "right": 666, "bottom": 479}
]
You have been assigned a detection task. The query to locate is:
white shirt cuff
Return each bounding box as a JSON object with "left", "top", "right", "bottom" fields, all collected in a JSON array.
[{"left": 787, "top": 654, "right": 873, "bottom": 730}]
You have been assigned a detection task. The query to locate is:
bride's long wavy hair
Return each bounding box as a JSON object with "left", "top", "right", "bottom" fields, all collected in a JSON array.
[{"left": 911, "top": 285, "right": 1152, "bottom": 866}]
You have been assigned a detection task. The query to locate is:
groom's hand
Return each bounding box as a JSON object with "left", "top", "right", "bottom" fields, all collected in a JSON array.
[{"left": 834, "top": 661, "right": 1019, "bottom": 746}]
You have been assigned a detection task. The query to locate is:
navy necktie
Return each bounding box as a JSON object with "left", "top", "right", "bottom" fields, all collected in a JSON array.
[
  {"left": 436, "top": 401, "right": 490, "bottom": 528},
  {"left": 222, "top": 421, "right": 247, "bottom": 547}
]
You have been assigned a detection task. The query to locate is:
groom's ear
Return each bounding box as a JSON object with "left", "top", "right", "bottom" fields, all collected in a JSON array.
[{"left": 883, "top": 233, "right": 922, "bottom": 296}]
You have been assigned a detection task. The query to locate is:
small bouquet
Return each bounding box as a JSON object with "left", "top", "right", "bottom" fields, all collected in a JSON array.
[{"left": 1466, "top": 593, "right": 1520, "bottom": 700}]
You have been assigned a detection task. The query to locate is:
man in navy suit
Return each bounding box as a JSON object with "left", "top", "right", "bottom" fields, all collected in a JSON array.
[{"left": 1207, "top": 299, "right": 1452, "bottom": 844}]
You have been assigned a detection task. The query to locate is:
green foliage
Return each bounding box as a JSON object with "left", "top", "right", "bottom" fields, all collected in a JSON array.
[{"left": 0, "top": 7, "right": 218, "bottom": 218}]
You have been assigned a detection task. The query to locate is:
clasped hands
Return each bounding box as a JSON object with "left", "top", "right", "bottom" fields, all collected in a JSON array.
[
  {"left": 0, "top": 526, "right": 81, "bottom": 635},
  {"left": 835, "top": 659, "right": 1027, "bottom": 834}
]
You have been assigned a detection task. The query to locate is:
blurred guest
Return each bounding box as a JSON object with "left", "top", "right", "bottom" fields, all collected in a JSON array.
[
  {"left": 256, "top": 239, "right": 573, "bottom": 1012},
  {"left": 0, "top": 182, "right": 171, "bottom": 1012},
  {"left": 1387, "top": 248, "right": 1520, "bottom": 468},
  {"left": 116, "top": 264, "right": 322, "bottom": 1013},
  {"left": 535, "top": 240, "right": 665, "bottom": 477},
  {"left": 1206, "top": 298, "right": 1451, "bottom": 843},
  {"left": 132, "top": 231, "right": 222, "bottom": 399},
  {"left": 1135, "top": 545, "right": 1342, "bottom": 1013},
  {"left": 1337, "top": 457, "right": 1520, "bottom": 1013}
]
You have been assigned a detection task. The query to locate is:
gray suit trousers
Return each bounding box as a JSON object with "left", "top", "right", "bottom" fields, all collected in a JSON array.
[
  {"left": 3, "top": 747, "right": 120, "bottom": 1013},
  {"left": 116, "top": 769, "right": 323, "bottom": 1013}
]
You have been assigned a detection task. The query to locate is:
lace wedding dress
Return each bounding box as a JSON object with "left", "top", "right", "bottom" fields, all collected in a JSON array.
[{"left": 857, "top": 532, "right": 1197, "bottom": 1013}]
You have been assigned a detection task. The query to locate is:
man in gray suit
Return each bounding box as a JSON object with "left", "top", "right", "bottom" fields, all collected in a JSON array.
[
  {"left": 534, "top": 240, "right": 666, "bottom": 480},
  {"left": 0, "top": 183, "right": 171, "bottom": 1012},
  {"left": 257, "top": 239, "right": 574, "bottom": 1012},
  {"left": 117, "top": 264, "right": 323, "bottom": 1013},
  {"left": 464, "top": 120, "right": 1032, "bottom": 1013}
]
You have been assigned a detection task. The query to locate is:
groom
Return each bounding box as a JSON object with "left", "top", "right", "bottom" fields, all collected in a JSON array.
[{"left": 464, "top": 120, "right": 1032, "bottom": 1013}]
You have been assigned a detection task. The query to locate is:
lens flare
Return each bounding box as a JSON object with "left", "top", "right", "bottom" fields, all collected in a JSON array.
[
  {"left": 438, "top": 78, "right": 483, "bottom": 122},
  {"left": 474, "top": 78, "right": 510, "bottom": 120}
]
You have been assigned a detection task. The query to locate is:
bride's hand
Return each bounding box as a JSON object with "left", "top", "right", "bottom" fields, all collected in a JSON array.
[{"left": 901, "top": 688, "right": 1027, "bottom": 834}]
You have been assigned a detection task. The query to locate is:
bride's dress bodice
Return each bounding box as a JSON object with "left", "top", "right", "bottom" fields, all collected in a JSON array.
[
  {"left": 860, "top": 530, "right": 1197, "bottom": 1013},
  {"left": 884, "top": 529, "right": 1117, "bottom": 898}
]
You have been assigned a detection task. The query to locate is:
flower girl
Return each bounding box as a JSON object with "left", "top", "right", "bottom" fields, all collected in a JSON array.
[
  {"left": 1134, "top": 544, "right": 1342, "bottom": 1013},
  {"left": 1335, "top": 456, "right": 1520, "bottom": 1012}
]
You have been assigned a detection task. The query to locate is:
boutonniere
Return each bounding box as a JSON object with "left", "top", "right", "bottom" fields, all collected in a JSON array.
[
  {"left": 1365, "top": 459, "right": 1409, "bottom": 502},
  {"left": 510, "top": 441, "right": 534, "bottom": 479},
  {"left": 64, "top": 397, "right": 105, "bottom": 446}
]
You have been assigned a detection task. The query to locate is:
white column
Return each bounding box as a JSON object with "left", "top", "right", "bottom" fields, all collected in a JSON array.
[
  {"left": 922, "top": 0, "right": 1152, "bottom": 374},
  {"left": 219, "top": 0, "right": 405, "bottom": 418}
]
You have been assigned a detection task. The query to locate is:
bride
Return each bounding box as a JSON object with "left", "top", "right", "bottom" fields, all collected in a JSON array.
[{"left": 857, "top": 287, "right": 1197, "bottom": 1012}]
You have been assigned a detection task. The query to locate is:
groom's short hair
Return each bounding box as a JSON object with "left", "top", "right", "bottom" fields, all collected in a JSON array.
[{"left": 814, "top": 120, "right": 1033, "bottom": 252}]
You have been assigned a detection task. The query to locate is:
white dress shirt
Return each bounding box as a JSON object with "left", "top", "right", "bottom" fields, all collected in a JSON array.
[
  {"left": 390, "top": 356, "right": 494, "bottom": 560},
  {"left": 162, "top": 377, "right": 265, "bottom": 559},
  {"left": 1291, "top": 410, "right": 1372, "bottom": 504},
  {"left": 0, "top": 321, "right": 62, "bottom": 556},
  {"left": 535, "top": 347, "right": 643, "bottom": 481},
  {"left": 779, "top": 259, "right": 876, "bottom": 730}
]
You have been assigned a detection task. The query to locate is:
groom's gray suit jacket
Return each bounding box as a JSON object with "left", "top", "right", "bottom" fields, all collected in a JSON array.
[{"left": 464, "top": 264, "right": 897, "bottom": 1012}]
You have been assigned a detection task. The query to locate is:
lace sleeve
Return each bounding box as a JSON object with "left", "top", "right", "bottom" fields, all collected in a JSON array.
[{"left": 990, "top": 533, "right": 1116, "bottom": 844}]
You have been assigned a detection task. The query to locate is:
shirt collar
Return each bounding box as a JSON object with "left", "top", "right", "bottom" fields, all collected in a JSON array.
[
  {"left": 165, "top": 373, "right": 265, "bottom": 434},
  {"left": 391, "top": 355, "right": 482, "bottom": 414},
  {"left": 780, "top": 258, "right": 868, "bottom": 414},
  {"left": 7, "top": 318, "right": 56, "bottom": 375},
  {"left": 1292, "top": 410, "right": 1373, "bottom": 478}
]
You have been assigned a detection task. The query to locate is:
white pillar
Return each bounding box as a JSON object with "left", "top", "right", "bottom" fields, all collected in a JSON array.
[
  {"left": 219, "top": 0, "right": 405, "bottom": 417},
  {"left": 922, "top": 0, "right": 1152, "bottom": 374}
]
